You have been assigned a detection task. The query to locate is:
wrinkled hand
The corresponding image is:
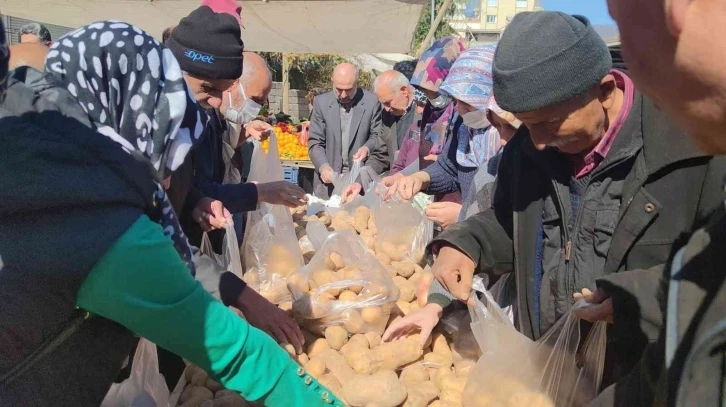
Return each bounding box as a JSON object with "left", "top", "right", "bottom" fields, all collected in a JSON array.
[
  {"left": 382, "top": 303, "right": 443, "bottom": 346},
  {"left": 425, "top": 202, "right": 462, "bottom": 230},
  {"left": 353, "top": 146, "right": 369, "bottom": 162},
  {"left": 192, "top": 198, "right": 232, "bottom": 232},
  {"left": 380, "top": 173, "right": 404, "bottom": 200},
  {"left": 236, "top": 287, "right": 305, "bottom": 353},
  {"left": 396, "top": 172, "right": 430, "bottom": 201},
  {"left": 431, "top": 245, "right": 476, "bottom": 302},
  {"left": 256, "top": 181, "right": 308, "bottom": 207},
  {"left": 573, "top": 288, "right": 614, "bottom": 324},
  {"left": 341, "top": 183, "right": 363, "bottom": 204},
  {"left": 244, "top": 120, "right": 273, "bottom": 142},
  {"left": 320, "top": 165, "right": 335, "bottom": 184}
]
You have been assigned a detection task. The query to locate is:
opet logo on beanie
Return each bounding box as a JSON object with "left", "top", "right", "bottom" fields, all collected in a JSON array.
[{"left": 184, "top": 50, "right": 215, "bottom": 64}]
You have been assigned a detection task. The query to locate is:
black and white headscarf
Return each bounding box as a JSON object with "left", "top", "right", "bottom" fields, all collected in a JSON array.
[
  {"left": 45, "top": 21, "right": 208, "bottom": 272},
  {"left": 0, "top": 18, "right": 8, "bottom": 103}
]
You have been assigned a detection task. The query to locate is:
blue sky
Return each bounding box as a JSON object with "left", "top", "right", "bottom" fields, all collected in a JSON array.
[{"left": 541, "top": 0, "right": 615, "bottom": 25}]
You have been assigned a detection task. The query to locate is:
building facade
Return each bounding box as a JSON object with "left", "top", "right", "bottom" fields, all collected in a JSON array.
[{"left": 449, "top": 0, "right": 541, "bottom": 43}]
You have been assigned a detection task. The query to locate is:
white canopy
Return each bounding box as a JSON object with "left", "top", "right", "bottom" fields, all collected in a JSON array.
[{"left": 1, "top": 0, "right": 426, "bottom": 53}]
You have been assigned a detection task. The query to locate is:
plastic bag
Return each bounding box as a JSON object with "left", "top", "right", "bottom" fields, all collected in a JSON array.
[
  {"left": 241, "top": 133, "right": 303, "bottom": 304},
  {"left": 331, "top": 160, "right": 363, "bottom": 198},
  {"left": 101, "top": 339, "right": 169, "bottom": 407},
  {"left": 372, "top": 191, "right": 433, "bottom": 264},
  {"left": 288, "top": 230, "right": 400, "bottom": 335},
  {"left": 462, "top": 278, "right": 607, "bottom": 407},
  {"left": 200, "top": 221, "right": 243, "bottom": 278}
]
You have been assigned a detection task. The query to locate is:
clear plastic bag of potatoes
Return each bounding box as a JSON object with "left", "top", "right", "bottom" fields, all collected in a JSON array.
[
  {"left": 241, "top": 134, "right": 303, "bottom": 304},
  {"left": 288, "top": 230, "right": 400, "bottom": 336},
  {"left": 462, "top": 278, "right": 607, "bottom": 407},
  {"left": 372, "top": 192, "right": 433, "bottom": 264}
]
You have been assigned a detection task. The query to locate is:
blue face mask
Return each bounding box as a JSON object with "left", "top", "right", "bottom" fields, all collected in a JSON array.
[{"left": 428, "top": 94, "right": 451, "bottom": 109}]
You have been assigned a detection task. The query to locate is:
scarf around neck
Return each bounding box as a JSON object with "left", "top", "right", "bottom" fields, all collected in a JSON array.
[{"left": 45, "top": 20, "right": 208, "bottom": 272}]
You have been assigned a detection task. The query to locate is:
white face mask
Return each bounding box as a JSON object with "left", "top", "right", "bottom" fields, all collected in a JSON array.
[
  {"left": 428, "top": 94, "right": 451, "bottom": 109},
  {"left": 224, "top": 83, "right": 262, "bottom": 125},
  {"left": 462, "top": 110, "right": 491, "bottom": 129}
]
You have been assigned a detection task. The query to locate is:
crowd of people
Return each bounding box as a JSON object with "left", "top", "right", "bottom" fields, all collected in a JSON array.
[{"left": 1, "top": 0, "right": 726, "bottom": 405}]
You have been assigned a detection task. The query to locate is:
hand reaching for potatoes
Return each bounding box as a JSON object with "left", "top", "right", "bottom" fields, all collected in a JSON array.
[
  {"left": 382, "top": 303, "right": 443, "bottom": 346},
  {"left": 235, "top": 286, "right": 305, "bottom": 354},
  {"left": 341, "top": 182, "right": 363, "bottom": 204},
  {"left": 431, "top": 245, "right": 476, "bottom": 303}
]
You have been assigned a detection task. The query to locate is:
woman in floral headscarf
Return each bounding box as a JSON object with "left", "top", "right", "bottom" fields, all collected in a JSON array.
[
  {"left": 379, "top": 37, "right": 467, "bottom": 200},
  {"left": 393, "top": 45, "right": 502, "bottom": 229}
]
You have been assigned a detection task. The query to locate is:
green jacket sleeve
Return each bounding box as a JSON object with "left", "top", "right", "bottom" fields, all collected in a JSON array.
[{"left": 76, "top": 215, "right": 342, "bottom": 407}]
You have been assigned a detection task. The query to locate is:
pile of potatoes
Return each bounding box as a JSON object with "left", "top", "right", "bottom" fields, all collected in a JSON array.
[
  {"left": 174, "top": 365, "right": 259, "bottom": 407},
  {"left": 293, "top": 326, "right": 476, "bottom": 407}
]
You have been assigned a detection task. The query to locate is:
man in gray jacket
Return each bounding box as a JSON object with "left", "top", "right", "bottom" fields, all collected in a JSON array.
[
  {"left": 424, "top": 11, "right": 726, "bottom": 387},
  {"left": 308, "top": 62, "right": 386, "bottom": 198}
]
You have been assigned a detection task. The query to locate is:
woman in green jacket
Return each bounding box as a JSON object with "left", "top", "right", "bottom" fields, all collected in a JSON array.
[{"left": 0, "top": 21, "right": 341, "bottom": 406}]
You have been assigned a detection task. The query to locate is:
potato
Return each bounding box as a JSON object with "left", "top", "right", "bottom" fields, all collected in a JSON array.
[
  {"left": 329, "top": 252, "right": 345, "bottom": 270},
  {"left": 343, "top": 309, "right": 365, "bottom": 334},
  {"left": 338, "top": 290, "right": 358, "bottom": 302},
  {"left": 353, "top": 207, "right": 371, "bottom": 233},
  {"left": 344, "top": 334, "right": 369, "bottom": 349},
  {"left": 283, "top": 343, "right": 296, "bottom": 356},
  {"left": 399, "top": 363, "right": 429, "bottom": 387},
  {"left": 434, "top": 367, "right": 455, "bottom": 391},
  {"left": 364, "top": 332, "right": 382, "bottom": 348},
  {"left": 312, "top": 269, "right": 341, "bottom": 296},
  {"left": 343, "top": 370, "right": 408, "bottom": 407},
  {"left": 361, "top": 306, "right": 385, "bottom": 325},
  {"left": 266, "top": 245, "right": 297, "bottom": 277},
  {"left": 368, "top": 216, "right": 377, "bottom": 234},
  {"left": 403, "top": 381, "right": 439, "bottom": 407},
  {"left": 375, "top": 252, "right": 391, "bottom": 266},
  {"left": 292, "top": 294, "right": 330, "bottom": 319},
  {"left": 242, "top": 272, "right": 260, "bottom": 287},
  {"left": 287, "top": 272, "right": 309, "bottom": 294},
  {"left": 306, "top": 356, "right": 327, "bottom": 379},
  {"left": 394, "top": 300, "right": 412, "bottom": 316},
  {"left": 424, "top": 351, "right": 453, "bottom": 368},
  {"left": 296, "top": 353, "right": 310, "bottom": 365},
  {"left": 307, "top": 338, "right": 331, "bottom": 358},
  {"left": 385, "top": 265, "right": 398, "bottom": 278},
  {"left": 318, "top": 373, "right": 343, "bottom": 400},
  {"left": 278, "top": 301, "right": 292, "bottom": 311},
  {"left": 362, "top": 234, "right": 376, "bottom": 250},
  {"left": 393, "top": 276, "right": 415, "bottom": 302},
  {"left": 341, "top": 267, "right": 364, "bottom": 294},
  {"left": 325, "top": 325, "right": 348, "bottom": 351}
]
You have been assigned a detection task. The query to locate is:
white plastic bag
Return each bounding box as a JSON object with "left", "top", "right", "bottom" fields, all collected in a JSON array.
[
  {"left": 242, "top": 134, "right": 303, "bottom": 304},
  {"left": 101, "top": 339, "right": 169, "bottom": 407},
  {"left": 373, "top": 191, "right": 433, "bottom": 264},
  {"left": 288, "top": 230, "right": 400, "bottom": 335},
  {"left": 200, "top": 221, "right": 243, "bottom": 278},
  {"left": 462, "top": 278, "right": 607, "bottom": 407},
  {"left": 331, "top": 160, "right": 363, "bottom": 198}
]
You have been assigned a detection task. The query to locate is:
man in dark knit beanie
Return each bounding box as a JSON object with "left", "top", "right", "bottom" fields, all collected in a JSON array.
[
  {"left": 421, "top": 9, "right": 726, "bottom": 391},
  {"left": 167, "top": 4, "right": 244, "bottom": 109}
]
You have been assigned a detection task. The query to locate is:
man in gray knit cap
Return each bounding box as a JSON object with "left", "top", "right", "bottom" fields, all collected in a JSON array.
[{"left": 419, "top": 10, "right": 726, "bottom": 387}]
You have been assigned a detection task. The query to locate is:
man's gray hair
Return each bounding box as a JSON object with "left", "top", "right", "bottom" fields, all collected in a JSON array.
[
  {"left": 18, "top": 23, "right": 51, "bottom": 43},
  {"left": 373, "top": 70, "right": 409, "bottom": 93}
]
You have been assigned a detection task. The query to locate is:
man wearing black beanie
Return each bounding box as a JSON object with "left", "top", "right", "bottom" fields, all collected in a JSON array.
[
  {"left": 161, "top": 1, "right": 313, "bottom": 394},
  {"left": 422, "top": 10, "right": 726, "bottom": 390}
]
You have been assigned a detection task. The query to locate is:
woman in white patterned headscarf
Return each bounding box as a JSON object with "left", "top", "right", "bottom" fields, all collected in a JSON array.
[{"left": 0, "top": 20, "right": 340, "bottom": 407}]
